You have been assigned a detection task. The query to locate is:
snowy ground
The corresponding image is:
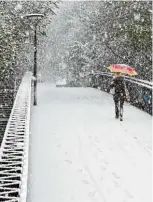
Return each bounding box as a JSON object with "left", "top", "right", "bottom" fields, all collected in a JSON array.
[{"left": 27, "top": 83, "right": 152, "bottom": 202}]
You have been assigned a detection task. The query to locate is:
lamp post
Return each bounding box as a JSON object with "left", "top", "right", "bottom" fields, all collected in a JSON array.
[{"left": 22, "top": 13, "right": 44, "bottom": 106}]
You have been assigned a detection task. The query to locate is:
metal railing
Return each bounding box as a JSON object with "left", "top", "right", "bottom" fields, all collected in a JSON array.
[
  {"left": 0, "top": 91, "right": 15, "bottom": 147},
  {"left": 0, "top": 72, "right": 32, "bottom": 202},
  {"left": 88, "top": 72, "right": 152, "bottom": 115}
]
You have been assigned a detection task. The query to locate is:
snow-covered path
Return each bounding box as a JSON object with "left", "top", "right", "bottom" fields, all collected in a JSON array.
[{"left": 27, "top": 83, "right": 152, "bottom": 202}]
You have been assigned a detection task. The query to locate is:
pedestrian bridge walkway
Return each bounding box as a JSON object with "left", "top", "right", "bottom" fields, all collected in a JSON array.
[
  {"left": 0, "top": 73, "right": 152, "bottom": 202},
  {"left": 28, "top": 83, "right": 151, "bottom": 202}
]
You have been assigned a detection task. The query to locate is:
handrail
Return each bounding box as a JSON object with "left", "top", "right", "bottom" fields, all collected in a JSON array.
[
  {"left": 0, "top": 72, "right": 32, "bottom": 202},
  {"left": 87, "top": 71, "right": 152, "bottom": 115},
  {"left": 86, "top": 71, "right": 153, "bottom": 89}
]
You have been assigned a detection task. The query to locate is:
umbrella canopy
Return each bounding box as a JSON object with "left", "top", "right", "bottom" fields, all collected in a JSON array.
[{"left": 107, "top": 64, "right": 137, "bottom": 76}]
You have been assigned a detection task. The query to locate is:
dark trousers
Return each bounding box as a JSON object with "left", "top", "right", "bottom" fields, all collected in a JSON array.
[{"left": 113, "top": 94, "right": 125, "bottom": 117}]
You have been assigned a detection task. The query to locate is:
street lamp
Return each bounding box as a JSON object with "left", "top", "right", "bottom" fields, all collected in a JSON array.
[{"left": 22, "top": 13, "right": 44, "bottom": 106}]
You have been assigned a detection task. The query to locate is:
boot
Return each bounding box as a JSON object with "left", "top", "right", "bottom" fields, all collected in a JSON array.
[
  {"left": 115, "top": 114, "right": 119, "bottom": 119},
  {"left": 115, "top": 107, "right": 119, "bottom": 119},
  {"left": 120, "top": 110, "right": 123, "bottom": 121}
]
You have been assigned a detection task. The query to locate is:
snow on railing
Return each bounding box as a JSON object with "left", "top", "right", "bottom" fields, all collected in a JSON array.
[
  {"left": 0, "top": 72, "right": 32, "bottom": 202},
  {"left": 87, "top": 71, "right": 153, "bottom": 89},
  {"left": 87, "top": 71, "right": 152, "bottom": 115}
]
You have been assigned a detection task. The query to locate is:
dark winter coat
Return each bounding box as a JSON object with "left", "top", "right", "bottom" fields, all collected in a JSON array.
[{"left": 109, "top": 76, "right": 126, "bottom": 98}]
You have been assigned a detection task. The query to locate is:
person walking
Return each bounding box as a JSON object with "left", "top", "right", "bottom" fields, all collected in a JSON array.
[
  {"left": 108, "top": 72, "right": 128, "bottom": 121},
  {"left": 107, "top": 64, "right": 137, "bottom": 120}
]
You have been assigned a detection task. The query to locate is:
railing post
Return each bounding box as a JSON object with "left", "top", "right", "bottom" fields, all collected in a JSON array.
[{"left": 33, "top": 24, "right": 37, "bottom": 106}]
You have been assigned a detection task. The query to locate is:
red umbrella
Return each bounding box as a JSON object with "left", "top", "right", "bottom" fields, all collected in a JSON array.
[{"left": 107, "top": 64, "right": 137, "bottom": 76}]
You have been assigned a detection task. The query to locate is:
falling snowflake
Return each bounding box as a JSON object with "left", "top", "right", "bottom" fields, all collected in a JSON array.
[
  {"left": 134, "top": 13, "right": 140, "bottom": 21},
  {"left": 93, "top": 34, "right": 96, "bottom": 41},
  {"left": 14, "top": 3, "right": 22, "bottom": 11},
  {"left": 104, "top": 32, "right": 108, "bottom": 38}
]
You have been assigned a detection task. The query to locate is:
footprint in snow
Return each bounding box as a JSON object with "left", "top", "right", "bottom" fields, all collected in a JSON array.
[
  {"left": 65, "top": 160, "right": 72, "bottom": 164},
  {"left": 112, "top": 172, "right": 121, "bottom": 180},
  {"left": 100, "top": 165, "right": 106, "bottom": 171},
  {"left": 82, "top": 180, "right": 89, "bottom": 185},
  {"left": 112, "top": 180, "right": 120, "bottom": 188},
  {"left": 97, "top": 148, "right": 103, "bottom": 153},
  {"left": 78, "top": 168, "right": 84, "bottom": 173},
  {"left": 88, "top": 191, "right": 96, "bottom": 198},
  {"left": 124, "top": 189, "right": 134, "bottom": 199}
]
